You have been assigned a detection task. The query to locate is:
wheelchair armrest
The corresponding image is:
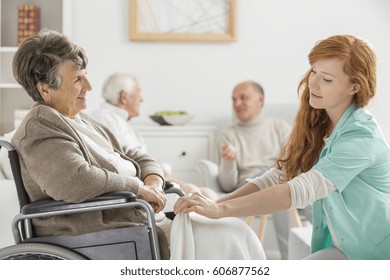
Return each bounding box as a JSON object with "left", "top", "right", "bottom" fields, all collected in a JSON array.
[
  {"left": 163, "top": 181, "right": 184, "bottom": 220},
  {"left": 164, "top": 181, "right": 185, "bottom": 197},
  {"left": 22, "top": 191, "right": 137, "bottom": 214}
]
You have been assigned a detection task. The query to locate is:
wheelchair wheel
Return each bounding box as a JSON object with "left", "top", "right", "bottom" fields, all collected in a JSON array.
[{"left": 0, "top": 243, "right": 86, "bottom": 260}]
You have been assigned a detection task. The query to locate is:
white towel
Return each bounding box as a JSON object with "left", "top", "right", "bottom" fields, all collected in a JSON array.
[{"left": 170, "top": 213, "right": 266, "bottom": 260}]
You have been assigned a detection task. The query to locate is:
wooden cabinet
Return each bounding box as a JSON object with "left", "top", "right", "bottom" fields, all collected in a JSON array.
[
  {"left": 0, "top": 0, "right": 72, "bottom": 135},
  {"left": 134, "top": 125, "right": 217, "bottom": 185}
]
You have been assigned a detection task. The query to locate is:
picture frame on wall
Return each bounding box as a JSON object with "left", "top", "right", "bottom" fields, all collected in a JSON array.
[{"left": 129, "top": 0, "right": 237, "bottom": 42}]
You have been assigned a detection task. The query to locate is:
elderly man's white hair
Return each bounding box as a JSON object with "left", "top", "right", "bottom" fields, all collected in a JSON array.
[{"left": 102, "top": 72, "right": 138, "bottom": 104}]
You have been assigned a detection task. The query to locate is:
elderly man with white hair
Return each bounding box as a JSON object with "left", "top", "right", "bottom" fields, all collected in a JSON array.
[
  {"left": 91, "top": 73, "right": 147, "bottom": 153},
  {"left": 91, "top": 72, "right": 218, "bottom": 200}
]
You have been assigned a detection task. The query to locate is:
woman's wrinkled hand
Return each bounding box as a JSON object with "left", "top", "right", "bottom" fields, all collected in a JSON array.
[
  {"left": 173, "top": 192, "right": 222, "bottom": 219},
  {"left": 138, "top": 185, "right": 167, "bottom": 213}
]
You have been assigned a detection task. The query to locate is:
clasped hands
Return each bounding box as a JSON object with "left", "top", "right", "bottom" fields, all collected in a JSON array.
[
  {"left": 139, "top": 185, "right": 221, "bottom": 219},
  {"left": 173, "top": 192, "right": 222, "bottom": 219},
  {"left": 138, "top": 175, "right": 221, "bottom": 218}
]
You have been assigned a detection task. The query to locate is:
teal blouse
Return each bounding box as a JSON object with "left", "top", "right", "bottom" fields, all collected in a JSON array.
[{"left": 312, "top": 104, "right": 390, "bottom": 259}]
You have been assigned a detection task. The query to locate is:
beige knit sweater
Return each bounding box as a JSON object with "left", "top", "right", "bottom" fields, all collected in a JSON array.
[
  {"left": 11, "top": 103, "right": 169, "bottom": 257},
  {"left": 216, "top": 115, "right": 291, "bottom": 192}
]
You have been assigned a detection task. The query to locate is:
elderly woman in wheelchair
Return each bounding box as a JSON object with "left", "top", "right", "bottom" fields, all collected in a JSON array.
[
  {"left": 0, "top": 29, "right": 265, "bottom": 260},
  {"left": 1, "top": 28, "right": 172, "bottom": 259}
]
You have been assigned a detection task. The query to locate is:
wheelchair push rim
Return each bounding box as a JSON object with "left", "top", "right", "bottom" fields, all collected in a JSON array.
[{"left": 0, "top": 243, "right": 86, "bottom": 260}]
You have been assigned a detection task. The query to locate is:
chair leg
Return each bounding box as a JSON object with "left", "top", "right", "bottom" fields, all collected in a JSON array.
[
  {"left": 290, "top": 208, "right": 302, "bottom": 228},
  {"left": 248, "top": 209, "right": 302, "bottom": 244},
  {"left": 257, "top": 215, "right": 268, "bottom": 242},
  {"left": 246, "top": 215, "right": 268, "bottom": 242},
  {"left": 246, "top": 215, "right": 254, "bottom": 226}
]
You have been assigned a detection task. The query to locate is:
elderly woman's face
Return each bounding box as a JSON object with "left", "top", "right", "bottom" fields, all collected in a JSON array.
[{"left": 45, "top": 60, "right": 92, "bottom": 118}]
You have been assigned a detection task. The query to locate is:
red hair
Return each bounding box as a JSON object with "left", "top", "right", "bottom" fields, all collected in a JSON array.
[{"left": 277, "top": 35, "right": 377, "bottom": 180}]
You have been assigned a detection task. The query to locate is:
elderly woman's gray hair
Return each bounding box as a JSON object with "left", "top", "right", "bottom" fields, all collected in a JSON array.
[
  {"left": 12, "top": 29, "right": 88, "bottom": 103},
  {"left": 102, "top": 72, "right": 139, "bottom": 104}
]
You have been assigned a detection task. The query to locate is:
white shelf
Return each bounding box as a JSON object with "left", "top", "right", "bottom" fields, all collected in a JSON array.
[
  {"left": 134, "top": 125, "right": 217, "bottom": 184},
  {"left": 0, "top": 0, "right": 72, "bottom": 135},
  {"left": 0, "top": 47, "right": 18, "bottom": 52},
  {"left": 0, "top": 83, "right": 22, "bottom": 89},
  {"left": 134, "top": 124, "right": 216, "bottom": 132}
]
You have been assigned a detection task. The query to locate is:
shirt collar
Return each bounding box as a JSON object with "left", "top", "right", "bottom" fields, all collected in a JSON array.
[
  {"left": 100, "top": 101, "right": 129, "bottom": 121},
  {"left": 325, "top": 103, "right": 357, "bottom": 144},
  {"left": 237, "top": 114, "right": 264, "bottom": 127},
  {"left": 332, "top": 104, "right": 356, "bottom": 133}
]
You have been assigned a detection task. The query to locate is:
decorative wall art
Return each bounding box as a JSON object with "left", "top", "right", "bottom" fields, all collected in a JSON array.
[{"left": 129, "top": 0, "right": 237, "bottom": 42}]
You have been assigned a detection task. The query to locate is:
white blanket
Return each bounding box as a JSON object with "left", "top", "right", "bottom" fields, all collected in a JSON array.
[{"left": 170, "top": 213, "right": 266, "bottom": 260}]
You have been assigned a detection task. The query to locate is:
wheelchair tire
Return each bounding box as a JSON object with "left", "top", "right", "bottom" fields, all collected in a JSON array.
[{"left": 0, "top": 243, "right": 86, "bottom": 260}]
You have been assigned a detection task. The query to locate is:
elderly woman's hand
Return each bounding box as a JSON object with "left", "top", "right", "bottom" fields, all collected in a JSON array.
[
  {"left": 173, "top": 192, "right": 222, "bottom": 219},
  {"left": 138, "top": 185, "right": 167, "bottom": 213}
]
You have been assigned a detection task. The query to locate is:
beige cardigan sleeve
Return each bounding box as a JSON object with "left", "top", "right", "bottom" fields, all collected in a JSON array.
[{"left": 12, "top": 105, "right": 164, "bottom": 203}]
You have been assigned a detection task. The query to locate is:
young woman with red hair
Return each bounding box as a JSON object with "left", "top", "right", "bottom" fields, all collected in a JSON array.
[{"left": 174, "top": 35, "right": 390, "bottom": 260}]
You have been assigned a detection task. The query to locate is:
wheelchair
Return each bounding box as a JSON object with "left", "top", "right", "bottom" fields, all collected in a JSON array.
[{"left": 0, "top": 140, "right": 183, "bottom": 260}]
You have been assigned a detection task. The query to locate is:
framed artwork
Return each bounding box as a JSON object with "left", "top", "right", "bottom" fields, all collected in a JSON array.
[{"left": 129, "top": 0, "right": 237, "bottom": 42}]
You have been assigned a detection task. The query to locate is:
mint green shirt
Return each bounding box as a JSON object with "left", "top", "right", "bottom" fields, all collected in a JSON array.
[{"left": 313, "top": 104, "right": 390, "bottom": 259}]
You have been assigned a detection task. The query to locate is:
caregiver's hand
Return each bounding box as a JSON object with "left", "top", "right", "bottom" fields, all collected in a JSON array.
[{"left": 173, "top": 192, "right": 223, "bottom": 219}]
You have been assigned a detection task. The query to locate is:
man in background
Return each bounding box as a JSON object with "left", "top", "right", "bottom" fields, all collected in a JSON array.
[
  {"left": 216, "top": 80, "right": 293, "bottom": 259},
  {"left": 90, "top": 72, "right": 147, "bottom": 153},
  {"left": 90, "top": 72, "right": 218, "bottom": 200},
  {"left": 217, "top": 80, "right": 291, "bottom": 192}
]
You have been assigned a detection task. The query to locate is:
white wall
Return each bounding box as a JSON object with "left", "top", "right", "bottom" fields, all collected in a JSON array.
[{"left": 71, "top": 0, "right": 390, "bottom": 139}]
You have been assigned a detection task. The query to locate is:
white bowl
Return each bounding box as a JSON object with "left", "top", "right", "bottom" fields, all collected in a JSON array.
[
  {"left": 149, "top": 115, "right": 169, "bottom": 125},
  {"left": 162, "top": 115, "right": 194, "bottom": 125}
]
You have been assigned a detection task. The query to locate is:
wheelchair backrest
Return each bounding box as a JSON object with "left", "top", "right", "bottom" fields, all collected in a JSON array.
[{"left": 0, "top": 140, "right": 30, "bottom": 209}]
